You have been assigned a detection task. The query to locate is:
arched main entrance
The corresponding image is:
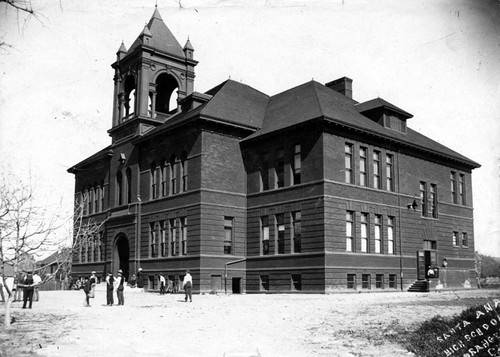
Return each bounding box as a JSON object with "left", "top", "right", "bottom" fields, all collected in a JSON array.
[{"left": 113, "top": 234, "right": 130, "bottom": 280}]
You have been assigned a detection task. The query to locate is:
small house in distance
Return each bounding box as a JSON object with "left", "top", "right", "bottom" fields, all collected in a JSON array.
[{"left": 68, "top": 8, "right": 480, "bottom": 293}]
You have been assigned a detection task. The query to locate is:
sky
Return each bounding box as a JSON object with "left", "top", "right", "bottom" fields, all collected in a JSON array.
[{"left": 1, "top": 0, "right": 499, "bottom": 256}]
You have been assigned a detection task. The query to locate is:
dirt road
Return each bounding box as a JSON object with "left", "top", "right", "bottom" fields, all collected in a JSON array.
[{"left": 0, "top": 286, "right": 497, "bottom": 357}]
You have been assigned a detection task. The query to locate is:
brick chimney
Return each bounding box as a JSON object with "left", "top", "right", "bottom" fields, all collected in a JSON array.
[{"left": 325, "top": 77, "right": 353, "bottom": 99}]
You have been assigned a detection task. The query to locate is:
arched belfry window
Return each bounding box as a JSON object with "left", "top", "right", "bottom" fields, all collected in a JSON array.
[
  {"left": 123, "top": 75, "right": 136, "bottom": 118},
  {"left": 155, "top": 73, "right": 179, "bottom": 115}
]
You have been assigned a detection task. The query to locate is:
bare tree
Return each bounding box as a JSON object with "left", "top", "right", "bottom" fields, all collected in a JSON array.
[
  {"left": 48, "top": 197, "right": 103, "bottom": 288},
  {"left": 0, "top": 173, "right": 63, "bottom": 327}
]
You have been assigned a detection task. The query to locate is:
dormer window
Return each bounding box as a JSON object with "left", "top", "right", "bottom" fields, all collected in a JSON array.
[
  {"left": 383, "top": 113, "right": 407, "bottom": 133},
  {"left": 356, "top": 98, "right": 412, "bottom": 134}
]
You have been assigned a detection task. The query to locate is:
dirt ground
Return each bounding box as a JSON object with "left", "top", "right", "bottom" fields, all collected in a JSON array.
[{"left": 0, "top": 286, "right": 498, "bottom": 357}]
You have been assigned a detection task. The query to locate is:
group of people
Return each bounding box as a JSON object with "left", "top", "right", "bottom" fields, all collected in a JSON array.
[
  {"left": 80, "top": 268, "right": 193, "bottom": 306},
  {"left": 156, "top": 270, "right": 192, "bottom": 302},
  {"left": 0, "top": 271, "right": 42, "bottom": 309},
  {"left": 81, "top": 270, "right": 126, "bottom": 307}
]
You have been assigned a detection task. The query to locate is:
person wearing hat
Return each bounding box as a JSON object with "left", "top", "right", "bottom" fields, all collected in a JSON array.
[
  {"left": 183, "top": 269, "right": 193, "bottom": 302},
  {"left": 105, "top": 272, "right": 115, "bottom": 306},
  {"left": 115, "top": 270, "right": 125, "bottom": 305}
]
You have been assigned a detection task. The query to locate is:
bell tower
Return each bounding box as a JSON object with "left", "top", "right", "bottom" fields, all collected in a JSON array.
[{"left": 109, "top": 7, "right": 198, "bottom": 142}]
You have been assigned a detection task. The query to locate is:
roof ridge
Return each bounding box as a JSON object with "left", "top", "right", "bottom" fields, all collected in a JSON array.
[{"left": 311, "top": 81, "right": 326, "bottom": 118}]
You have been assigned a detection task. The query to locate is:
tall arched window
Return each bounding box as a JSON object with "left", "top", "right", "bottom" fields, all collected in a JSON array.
[{"left": 117, "top": 171, "right": 123, "bottom": 206}]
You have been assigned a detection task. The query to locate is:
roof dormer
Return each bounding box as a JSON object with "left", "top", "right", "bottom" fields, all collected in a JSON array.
[{"left": 356, "top": 98, "right": 413, "bottom": 134}]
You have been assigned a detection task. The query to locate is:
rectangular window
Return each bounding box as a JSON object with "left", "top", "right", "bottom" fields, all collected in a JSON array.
[
  {"left": 346, "top": 211, "right": 354, "bottom": 252},
  {"left": 291, "top": 274, "right": 302, "bottom": 291},
  {"left": 169, "top": 219, "right": 176, "bottom": 256},
  {"left": 99, "top": 231, "right": 104, "bottom": 262},
  {"left": 82, "top": 191, "right": 88, "bottom": 215},
  {"left": 181, "top": 217, "right": 187, "bottom": 255},
  {"left": 388, "top": 217, "right": 395, "bottom": 254},
  {"left": 261, "top": 216, "right": 269, "bottom": 255},
  {"left": 450, "top": 172, "right": 457, "bottom": 204},
  {"left": 224, "top": 217, "right": 233, "bottom": 255},
  {"left": 161, "top": 164, "right": 168, "bottom": 197},
  {"left": 94, "top": 233, "right": 99, "bottom": 262},
  {"left": 94, "top": 187, "right": 99, "bottom": 213},
  {"left": 423, "top": 240, "right": 437, "bottom": 250},
  {"left": 150, "top": 222, "right": 157, "bottom": 257},
  {"left": 453, "top": 231, "right": 459, "bottom": 247},
  {"left": 276, "top": 213, "right": 285, "bottom": 254},
  {"left": 292, "top": 144, "right": 301, "bottom": 185},
  {"left": 376, "top": 274, "right": 384, "bottom": 289},
  {"left": 261, "top": 153, "right": 269, "bottom": 191},
  {"left": 401, "top": 119, "right": 407, "bottom": 133},
  {"left": 292, "top": 211, "right": 301, "bottom": 253},
  {"left": 100, "top": 186, "right": 105, "bottom": 211},
  {"left": 181, "top": 158, "right": 188, "bottom": 192},
  {"left": 374, "top": 215, "right": 382, "bottom": 253},
  {"left": 275, "top": 149, "right": 285, "bottom": 188},
  {"left": 389, "top": 274, "right": 397, "bottom": 289},
  {"left": 170, "top": 159, "right": 177, "bottom": 195},
  {"left": 347, "top": 274, "right": 356, "bottom": 289},
  {"left": 362, "top": 274, "right": 371, "bottom": 289},
  {"left": 360, "top": 147, "right": 367, "bottom": 186},
  {"left": 160, "top": 221, "right": 167, "bottom": 257},
  {"left": 461, "top": 232, "right": 468, "bottom": 247},
  {"left": 420, "top": 182, "right": 427, "bottom": 217},
  {"left": 373, "top": 151, "right": 381, "bottom": 189},
  {"left": 345, "top": 143, "right": 354, "bottom": 184},
  {"left": 260, "top": 275, "right": 269, "bottom": 291},
  {"left": 360, "top": 213, "right": 369, "bottom": 253},
  {"left": 430, "top": 184, "right": 437, "bottom": 218},
  {"left": 459, "top": 174, "right": 465, "bottom": 205},
  {"left": 89, "top": 189, "right": 94, "bottom": 215},
  {"left": 386, "top": 154, "right": 394, "bottom": 192},
  {"left": 151, "top": 166, "right": 158, "bottom": 199}
]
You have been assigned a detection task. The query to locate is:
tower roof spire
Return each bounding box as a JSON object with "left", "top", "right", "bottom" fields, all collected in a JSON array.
[{"left": 124, "top": 7, "right": 184, "bottom": 58}]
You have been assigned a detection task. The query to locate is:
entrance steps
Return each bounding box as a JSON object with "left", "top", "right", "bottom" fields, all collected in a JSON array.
[{"left": 407, "top": 280, "right": 429, "bottom": 292}]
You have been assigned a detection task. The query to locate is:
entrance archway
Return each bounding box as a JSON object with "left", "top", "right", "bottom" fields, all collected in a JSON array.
[{"left": 113, "top": 234, "right": 130, "bottom": 280}]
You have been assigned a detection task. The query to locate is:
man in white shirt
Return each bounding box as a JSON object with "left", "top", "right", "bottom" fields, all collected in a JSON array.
[
  {"left": 159, "top": 274, "right": 166, "bottom": 295},
  {"left": 33, "top": 273, "right": 42, "bottom": 301},
  {"left": 182, "top": 270, "right": 192, "bottom": 302}
]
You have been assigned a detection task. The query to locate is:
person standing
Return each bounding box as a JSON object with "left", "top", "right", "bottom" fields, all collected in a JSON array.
[
  {"left": 83, "top": 277, "right": 91, "bottom": 307},
  {"left": 136, "top": 268, "right": 144, "bottom": 290},
  {"left": 22, "top": 272, "right": 34, "bottom": 309},
  {"left": 115, "top": 270, "right": 125, "bottom": 305},
  {"left": 183, "top": 270, "right": 192, "bottom": 302},
  {"left": 33, "top": 272, "right": 42, "bottom": 302},
  {"left": 89, "top": 271, "right": 98, "bottom": 299},
  {"left": 159, "top": 274, "right": 166, "bottom": 295},
  {"left": 105, "top": 273, "right": 115, "bottom": 306}
]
